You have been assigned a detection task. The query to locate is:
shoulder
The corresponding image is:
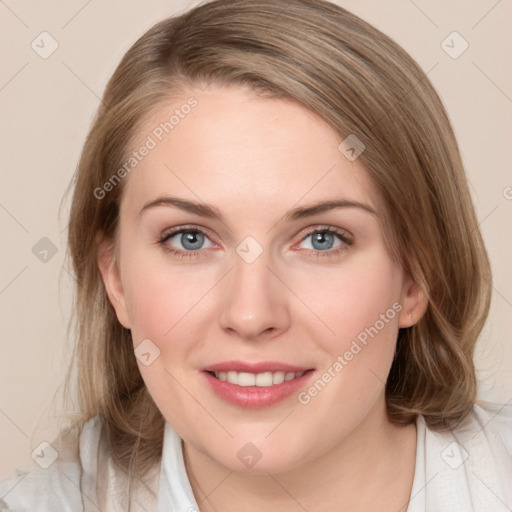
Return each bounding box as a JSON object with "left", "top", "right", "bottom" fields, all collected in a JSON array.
[
  {"left": 0, "top": 417, "right": 102, "bottom": 512},
  {"left": 424, "top": 400, "right": 512, "bottom": 463},
  {"left": 449, "top": 401, "right": 512, "bottom": 470},
  {"left": 410, "top": 401, "right": 512, "bottom": 512},
  {"left": 473, "top": 400, "right": 512, "bottom": 457}
]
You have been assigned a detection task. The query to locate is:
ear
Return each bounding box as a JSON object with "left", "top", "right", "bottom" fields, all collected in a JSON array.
[
  {"left": 398, "top": 272, "right": 428, "bottom": 328},
  {"left": 96, "top": 234, "right": 131, "bottom": 329}
]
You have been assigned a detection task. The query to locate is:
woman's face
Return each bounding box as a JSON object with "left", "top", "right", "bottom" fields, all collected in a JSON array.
[{"left": 99, "top": 84, "right": 424, "bottom": 474}]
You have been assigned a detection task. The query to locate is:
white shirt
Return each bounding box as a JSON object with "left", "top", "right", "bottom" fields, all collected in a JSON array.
[{"left": 1, "top": 402, "right": 511, "bottom": 511}]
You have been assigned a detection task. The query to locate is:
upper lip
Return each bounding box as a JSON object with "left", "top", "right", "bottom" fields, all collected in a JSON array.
[{"left": 201, "top": 361, "right": 313, "bottom": 373}]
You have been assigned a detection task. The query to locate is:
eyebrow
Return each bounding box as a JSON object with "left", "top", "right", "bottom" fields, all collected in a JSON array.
[{"left": 139, "top": 196, "right": 376, "bottom": 221}]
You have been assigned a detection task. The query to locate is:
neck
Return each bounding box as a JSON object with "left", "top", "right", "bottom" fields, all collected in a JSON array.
[{"left": 182, "top": 395, "right": 417, "bottom": 512}]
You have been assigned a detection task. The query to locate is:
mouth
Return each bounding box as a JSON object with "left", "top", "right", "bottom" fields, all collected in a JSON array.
[
  {"left": 205, "top": 369, "right": 310, "bottom": 387},
  {"left": 200, "top": 362, "right": 315, "bottom": 408}
]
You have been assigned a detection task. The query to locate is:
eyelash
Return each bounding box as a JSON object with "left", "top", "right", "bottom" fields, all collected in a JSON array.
[{"left": 157, "top": 225, "right": 353, "bottom": 260}]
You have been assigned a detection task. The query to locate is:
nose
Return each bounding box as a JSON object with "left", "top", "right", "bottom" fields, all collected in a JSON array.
[{"left": 218, "top": 248, "right": 291, "bottom": 341}]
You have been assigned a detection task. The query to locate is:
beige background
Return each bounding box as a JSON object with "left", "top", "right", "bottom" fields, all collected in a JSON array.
[{"left": 1, "top": 0, "right": 511, "bottom": 479}]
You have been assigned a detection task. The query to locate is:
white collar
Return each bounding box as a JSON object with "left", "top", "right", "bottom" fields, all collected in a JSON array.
[
  {"left": 157, "top": 404, "right": 512, "bottom": 511},
  {"left": 157, "top": 421, "right": 199, "bottom": 511}
]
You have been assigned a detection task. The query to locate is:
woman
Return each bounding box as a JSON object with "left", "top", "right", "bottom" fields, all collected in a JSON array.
[{"left": 1, "top": 0, "right": 511, "bottom": 510}]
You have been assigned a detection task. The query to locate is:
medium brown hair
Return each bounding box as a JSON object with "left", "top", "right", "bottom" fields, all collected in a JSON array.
[{"left": 62, "top": 0, "right": 492, "bottom": 486}]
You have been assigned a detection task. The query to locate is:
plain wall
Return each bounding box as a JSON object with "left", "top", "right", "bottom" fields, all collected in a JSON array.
[{"left": 1, "top": 0, "right": 511, "bottom": 479}]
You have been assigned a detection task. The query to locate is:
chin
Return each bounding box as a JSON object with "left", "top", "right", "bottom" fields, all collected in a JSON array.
[{"left": 201, "top": 435, "right": 311, "bottom": 475}]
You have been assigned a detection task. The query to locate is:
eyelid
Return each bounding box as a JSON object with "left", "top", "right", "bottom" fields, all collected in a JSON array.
[
  {"left": 297, "top": 224, "right": 353, "bottom": 241},
  {"left": 159, "top": 223, "right": 351, "bottom": 245},
  {"left": 158, "top": 223, "right": 353, "bottom": 260},
  {"left": 160, "top": 224, "right": 218, "bottom": 242},
  {"left": 293, "top": 225, "right": 353, "bottom": 254}
]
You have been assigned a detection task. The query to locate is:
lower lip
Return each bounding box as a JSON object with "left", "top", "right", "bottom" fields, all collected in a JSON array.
[{"left": 201, "top": 370, "right": 315, "bottom": 408}]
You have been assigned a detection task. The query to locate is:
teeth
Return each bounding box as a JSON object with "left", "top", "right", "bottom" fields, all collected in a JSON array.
[
  {"left": 213, "top": 370, "right": 306, "bottom": 386},
  {"left": 272, "top": 371, "right": 285, "bottom": 385},
  {"left": 255, "top": 372, "right": 273, "bottom": 386},
  {"left": 238, "top": 372, "right": 256, "bottom": 386}
]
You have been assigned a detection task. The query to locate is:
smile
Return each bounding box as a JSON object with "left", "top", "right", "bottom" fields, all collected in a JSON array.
[
  {"left": 210, "top": 370, "right": 306, "bottom": 387},
  {"left": 202, "top": 365, "right": 315, "bottom": 408}
]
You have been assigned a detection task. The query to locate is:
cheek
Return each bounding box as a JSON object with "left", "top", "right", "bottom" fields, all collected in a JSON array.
[
  {"left": 292, "top": 255, "right": 402, "bottom": 433},
  {"left": 121, "top": 254, "right": 206, "bottom": 418},
  {"left": 294, "top": 250, "right": 402, "bottom": 365},
  {"left": 120, "top": 247, "right": 217, "bottom": 349},
  {"left": 125, "top": 274, "right": 174, "bottom": 344},
  {"left": 281, "top": 255, "right": 403, "bottom": 454}
]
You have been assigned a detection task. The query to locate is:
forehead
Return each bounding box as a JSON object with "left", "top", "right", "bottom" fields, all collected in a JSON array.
[{"left": 121, "top": 85, "right": 380, "bottom": 219}]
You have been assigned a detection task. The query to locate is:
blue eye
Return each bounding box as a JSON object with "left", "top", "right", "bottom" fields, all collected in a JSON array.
[
  {"left": 296, "top": 227, "right": 352, "bottom": 258},
  {"left": 302, "top": 230, "right": 338, "bottom": 251},
  {"left": 158, "top": 226, "right": 352, "bottom": 259},
  {"left": 160, "top": 228, "right": 214, "bottom": 255}
]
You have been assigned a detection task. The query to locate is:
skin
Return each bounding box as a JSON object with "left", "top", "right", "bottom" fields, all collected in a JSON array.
[{"left": 98, "top": 84, "right": 428, "bottom": 511}]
